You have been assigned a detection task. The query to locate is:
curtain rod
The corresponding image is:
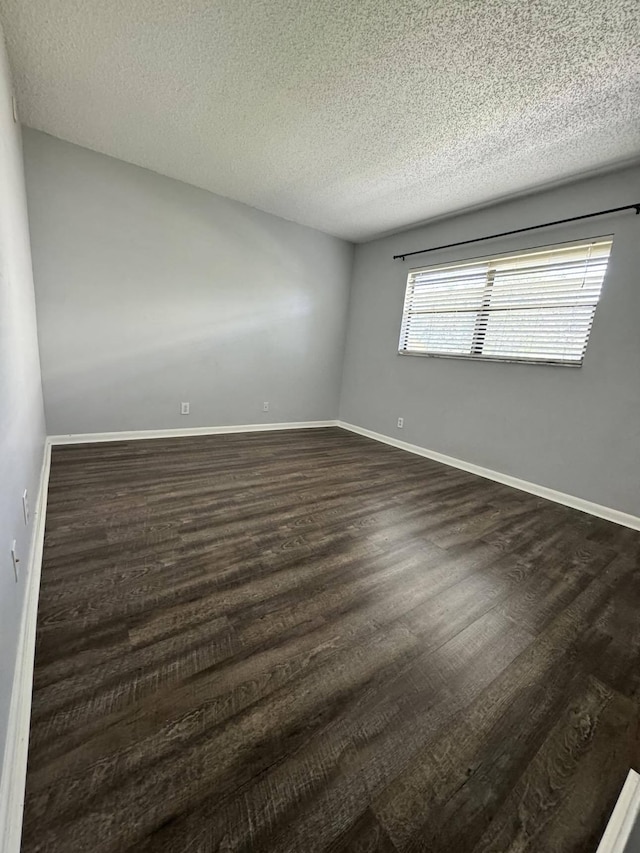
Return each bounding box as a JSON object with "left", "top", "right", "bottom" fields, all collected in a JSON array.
[{"left": 393, "top": 203, "right": 640, "bottom": 261}]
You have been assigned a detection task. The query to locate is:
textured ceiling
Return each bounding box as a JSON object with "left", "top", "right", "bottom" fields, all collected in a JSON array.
[{"left": 1, "top": 0, "right": 640, "bottom": 241}]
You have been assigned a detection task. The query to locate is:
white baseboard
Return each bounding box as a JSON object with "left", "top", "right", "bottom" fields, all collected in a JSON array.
[
  {"left": 47, "top": 419, "right": 640, "bottom": 529},
  {"left": 337, "top": 421, "right": 640, "bottom": 531},
  {"left": 0, "top": 441, "right": 51, "bottom": 853},
  {"left": 596, "top": 770, "right": 640, "bottom": 853},
  {"left": 49, "top": 420, "right": 339, "bottom": 445}
]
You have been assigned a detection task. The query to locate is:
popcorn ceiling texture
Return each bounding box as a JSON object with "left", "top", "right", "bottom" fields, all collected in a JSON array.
[{"left": 1, "top": 0, "right": 639, "bottom": 241}]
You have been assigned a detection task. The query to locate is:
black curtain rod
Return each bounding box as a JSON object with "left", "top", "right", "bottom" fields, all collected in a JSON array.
[{"left": 393, "top": 202, "right": 640, "bottom": 261}]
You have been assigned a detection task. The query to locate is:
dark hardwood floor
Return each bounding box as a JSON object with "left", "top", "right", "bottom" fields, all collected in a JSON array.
[{"left": 22, "top": 427, "right": 640, "bottom": 852}]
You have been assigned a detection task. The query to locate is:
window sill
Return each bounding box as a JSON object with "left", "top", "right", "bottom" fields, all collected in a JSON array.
[{"left": 397, "top": 350, "right": 582, "bottom": 368}]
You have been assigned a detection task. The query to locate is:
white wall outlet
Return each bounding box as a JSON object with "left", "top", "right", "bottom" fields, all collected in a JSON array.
[
  {"left": 397, "top": 417, "right": 404, "bottom": 428},
  {"left": 22, "top": 489, "right": 29, "bottom": 525},
  {"left": 10, "top": 540, "right": 19, "bottom": 582},
  {"left": 181, "top": 402, "right": 190, "bottom": 415},
  {"left": 263, "top": 401, "right": 269, "bottom": 412}
]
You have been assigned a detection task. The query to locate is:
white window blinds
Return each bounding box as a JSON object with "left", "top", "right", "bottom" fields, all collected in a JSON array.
[{"left": 398, "top": 238, "right": 613, "bottom": 366}]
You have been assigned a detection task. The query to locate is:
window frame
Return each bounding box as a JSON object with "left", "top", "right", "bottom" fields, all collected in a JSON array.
[{"left": 397, "top": 236, "right": 613, "bottom": 368}]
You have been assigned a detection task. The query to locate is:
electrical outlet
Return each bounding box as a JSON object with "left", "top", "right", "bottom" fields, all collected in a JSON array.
[
  {"left": 10, "top": 540, "right": 19, "bottom": 582},
  {"left": 263, "top": 402, "right": 269, "bottom": 412},
  {"left": 181, "top": 402, "right": 190, "bottom": 415},
  {"left": 22, "top": 490, "right": 29, "bottom": 525},
  {"left": 397, "top": 417, "right": 404, "bottom": 428}
]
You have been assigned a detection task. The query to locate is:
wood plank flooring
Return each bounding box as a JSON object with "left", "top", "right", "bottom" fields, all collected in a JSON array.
[{"left": 21, "top": 427, "right": 640, "bottom": 852}]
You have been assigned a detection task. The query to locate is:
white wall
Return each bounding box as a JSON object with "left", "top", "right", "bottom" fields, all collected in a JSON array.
[
  {"left": 0, "top": 28, "right": 46, "bottom": 767},
  {"left": 23, "top": 130, "right": 354, "bottom": 435},
  {"left": 340, "top": 166, "right": 640, "bottom": 518}
]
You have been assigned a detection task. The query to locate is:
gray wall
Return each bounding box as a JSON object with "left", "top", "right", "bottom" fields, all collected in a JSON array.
[
  {"left": 340, "top": 166, "right": 640, "bottom": 517},
  {"left": 0, "top": 29, "right": 46, "bottom": 767},
  {"left": 23, "top": 129, "right": 354, "bottom": 435}
]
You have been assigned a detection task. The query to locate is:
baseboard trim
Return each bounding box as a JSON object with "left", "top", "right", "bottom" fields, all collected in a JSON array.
[
  {"left": 596, "top": 770, "right": 640, "bottom": 853},
  {"left": 49, "top": 420, "right": 339, "bottom": 445},
  {"left": 0, "top": 440, "right": 51, "bottom": 853},
  {"left": 337, "top": 421, "right": 640, "bottom": 531}
]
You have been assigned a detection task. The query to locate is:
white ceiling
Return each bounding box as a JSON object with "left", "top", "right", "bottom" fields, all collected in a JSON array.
[{"left": 1, "top": 0, "right": 640, "bottom": 242}]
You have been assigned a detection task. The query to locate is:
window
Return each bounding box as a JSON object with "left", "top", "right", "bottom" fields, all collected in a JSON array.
[{"left": 398, "top": 238, "right": 612, "bottom": 366}]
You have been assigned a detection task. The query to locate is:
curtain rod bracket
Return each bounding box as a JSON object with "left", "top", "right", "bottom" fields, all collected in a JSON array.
[{"left": 392, "top": 202, "right": 640, "bottom": 261}]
